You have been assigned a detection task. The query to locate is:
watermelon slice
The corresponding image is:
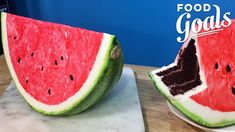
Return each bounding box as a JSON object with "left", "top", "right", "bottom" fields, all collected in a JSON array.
[
  {"left": 149, "top": 21, "right": 235, "bottom": 127},
  {"left": 1, "top": 12, "right": 123, "bottom": 115}
]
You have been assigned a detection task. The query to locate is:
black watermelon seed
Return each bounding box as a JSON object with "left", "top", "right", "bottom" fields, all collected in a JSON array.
[
  {"left": 55, "top": 60, "right": 58, "bottom": 65},
  {"left": 70, "top": 74, "right": 74, "bottom": 81},
  {"left": 232, "top": 87, "right": 235, "bottom": 95},
  {"left": 41, "top": 66, "right": 44, "bottom": 71},
  {"left": 215, "top": 63, "right": 219, "bottom": 69},
  {"left": 226, "top": 64, "right": 231, "bottom": 72},
  {"left": 17, "top": 57, "right": 21, "bottom": 63},
  {"left": 31, "top": 52, "right": 34, "bottom": 57},
  {"left": 48, "top": 89, "right": 51, "bottom": 95},
  {"left": 14, "top": 36, "right": 17, "bottom": 40},
  {"left": 61, "top": 56, "right": 64, "bottom": 60},
  {"left": 25, "top": 79, "right": 28, "bottom": 84}
]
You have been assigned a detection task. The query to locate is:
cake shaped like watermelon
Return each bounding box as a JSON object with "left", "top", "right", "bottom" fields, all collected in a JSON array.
[
  {"left": 1, "top": 12, "right": 123, "bottom": 115},
  {"left": 149, "top": 21, "right": 235, "bottom": 127}
]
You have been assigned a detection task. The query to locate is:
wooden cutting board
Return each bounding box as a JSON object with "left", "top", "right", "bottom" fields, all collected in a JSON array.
[{"left": 0, "top": 67, "right": 145, "bottom": 132}]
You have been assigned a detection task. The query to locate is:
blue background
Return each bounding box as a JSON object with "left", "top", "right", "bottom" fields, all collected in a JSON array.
[{"left": 8, "top": 0, "right": 235, "bottom": 66}]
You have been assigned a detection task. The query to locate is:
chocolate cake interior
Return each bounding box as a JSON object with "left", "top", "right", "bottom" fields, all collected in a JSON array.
[{"left": 156, "top": 39, "right": 202, "bottom": 96}]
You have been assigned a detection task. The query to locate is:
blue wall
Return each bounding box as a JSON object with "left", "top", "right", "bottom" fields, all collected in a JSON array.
[{"left": 8, "top": 0, "right": 235, "bottom": 66}]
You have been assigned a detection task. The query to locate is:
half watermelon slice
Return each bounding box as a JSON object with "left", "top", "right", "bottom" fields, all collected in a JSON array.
[
  {"left": 149, "top": 21, "right": 235, "bottom": 127},
  {"left": 1, "top": 12, "right": 123, "bottom": 115}
]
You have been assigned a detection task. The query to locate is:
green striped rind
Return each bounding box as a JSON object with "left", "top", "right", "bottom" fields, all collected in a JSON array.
[
  {"left": 149, "top": 71, "right": 235, "bottom": 128},
  {"left": 1, "top": 12, "right": 123, "bottom": 115}
]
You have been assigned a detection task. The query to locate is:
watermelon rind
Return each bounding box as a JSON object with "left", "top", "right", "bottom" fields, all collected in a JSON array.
[{"left": 1, "top": 12, "right": 123, "bottom": 115}]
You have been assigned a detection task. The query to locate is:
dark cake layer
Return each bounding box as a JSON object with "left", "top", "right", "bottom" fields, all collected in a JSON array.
[{"left": 156, "top": 39, "right": 202, "bottom": 96}]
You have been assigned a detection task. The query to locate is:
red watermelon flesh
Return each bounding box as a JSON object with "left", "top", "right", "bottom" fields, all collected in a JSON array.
[
  {"left": 191, "top": 22, "right": 235, "bottom": 112},
  {"left": 7, "top": 14, "right": 103, "bottom": 105}
]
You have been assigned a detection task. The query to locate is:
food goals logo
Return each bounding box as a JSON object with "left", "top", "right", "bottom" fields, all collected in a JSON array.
[{"left": 176, "top": 4, "right": 232, "bottom": 43}]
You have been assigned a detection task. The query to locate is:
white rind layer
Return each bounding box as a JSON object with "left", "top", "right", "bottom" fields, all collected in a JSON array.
[
  {"left": 179, "top": 98, "right": 235, "bottom": 123},
  {"left": 2, "top": 12, "right": 113, "bottom": 113}
]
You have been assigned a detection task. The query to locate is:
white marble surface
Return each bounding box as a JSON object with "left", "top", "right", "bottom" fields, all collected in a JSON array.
[{"left": 0, "top": 67, "right": 145, "bottom": 132}]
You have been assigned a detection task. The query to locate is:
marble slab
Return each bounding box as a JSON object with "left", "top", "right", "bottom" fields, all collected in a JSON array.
[{"left": 0, "top": 67, "right": 145, "bottom": 132}]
